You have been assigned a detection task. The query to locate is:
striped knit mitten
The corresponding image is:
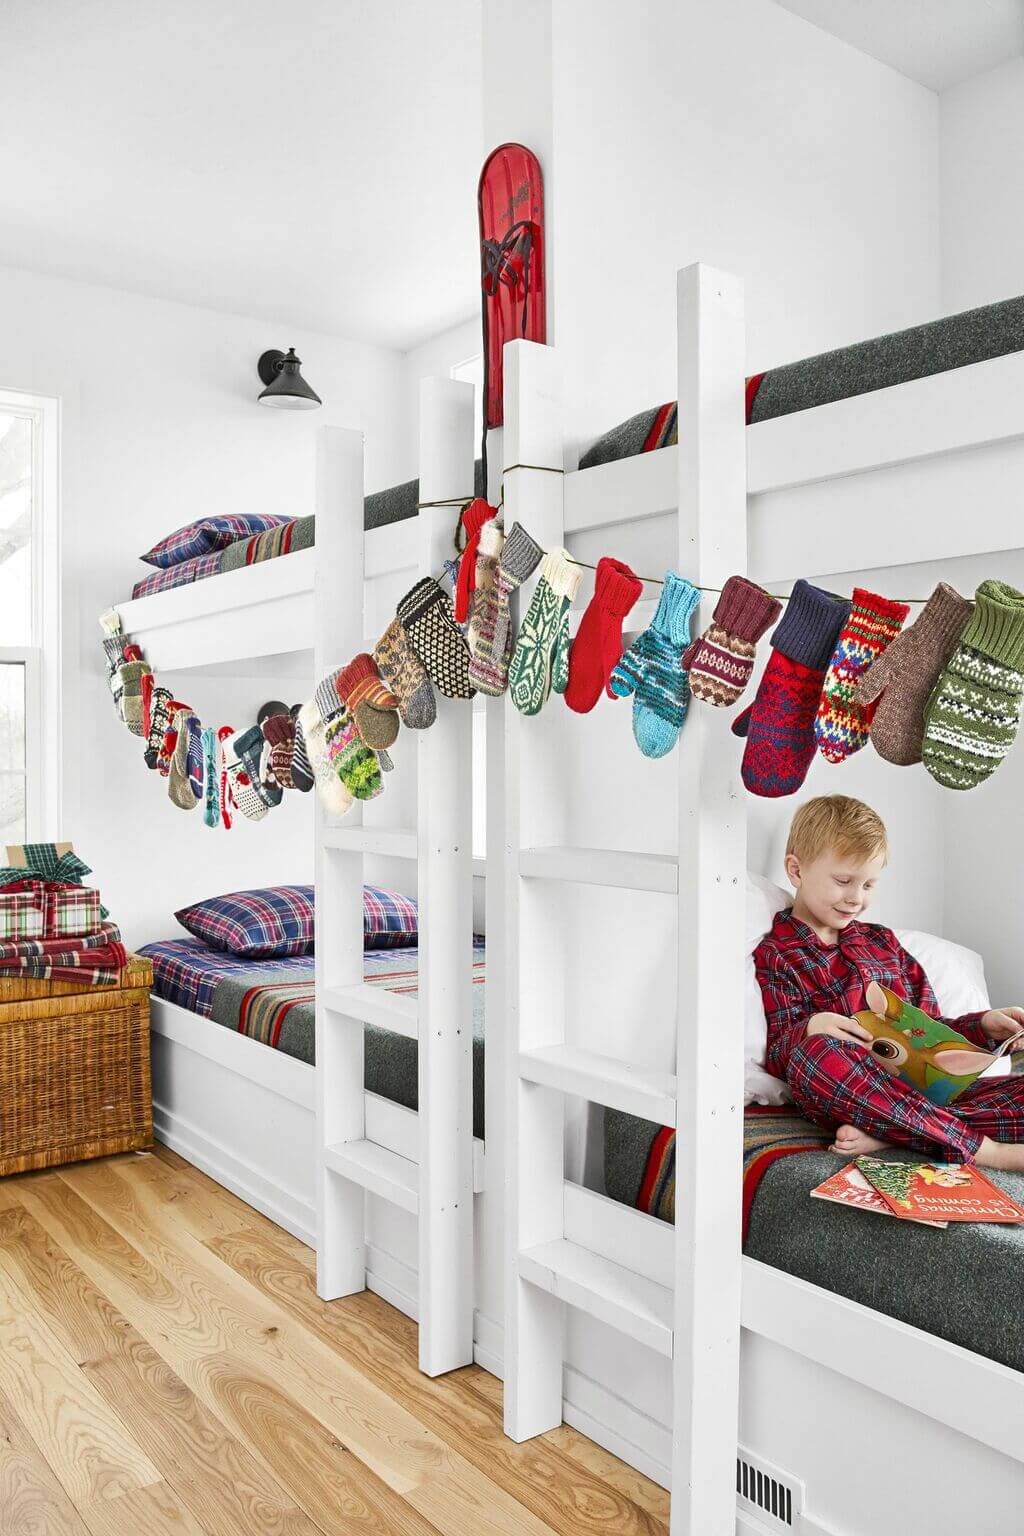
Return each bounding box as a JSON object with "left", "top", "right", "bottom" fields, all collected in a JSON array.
[
  {"left": 610, "top": 573, "right": 701, "bottom": 757},
  {"left": 290, "top": 711, "right": 315, "bottom": 793},
  {"left": 921, "top": 580, "right": 1024, "bottom": 790},
  {"left": 336, "top": 654, "right": 400, "bottom": 750},
  {"left": 468, "top": 522, "right": 544, "bottom": 696},
  {"left": 681, "top": 576, "right": 781, "bottom": 707},
  {"left": 814, "top": 589, "right": 910, "bottom": 762},
  {"left": 565, "top": 557, "right": 644, "bottom": 714},
  {"left": 733, "top": 581, "right": 850, "bottom": 797},
  {"left": 223, "top": 726, "right": 273, "bottom": 821},
  {"left": 145, "top": 686, "right": 175, "bottom": 769},
  {"left": 854, "top": 582, "right": 973, "bottom": 765},
  {"left": 298, "top": 702, "right": 353, "bottom": 817},
  {"left": 508, "top": 548, "right": 583, "bottom": 716},
  {"left": 374, "top": 617, "right": 436, "bottom": 730},
  {"left": 398, "top": 578, "right": 474, "bottom": 700},
  {"left": 326, "top": 708, "right": 383, "bottom": 802},
  {"left": 201, "top": 728, "right": 220, "bottom": 827},
  {"left": 453, "top": 499, "right": 499, "bottom": 624}
]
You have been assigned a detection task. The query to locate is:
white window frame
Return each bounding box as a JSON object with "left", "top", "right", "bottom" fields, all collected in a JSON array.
[{"left": 0, "top": 389, "right": 61, "bottom": 844}]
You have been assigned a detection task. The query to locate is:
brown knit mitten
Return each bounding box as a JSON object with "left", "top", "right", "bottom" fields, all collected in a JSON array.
[
  {"left": 681, "top": 576, "right": 781, "bottom": 707},
  {"left": 855, "top": 581, "right": 973, "bottom": 765},
  {"left": 335, "top": 653, "right": 400, "bottom": 749},
  {"left": 374, "top": 616, "right": 437, "bottom": 729},
  {"left": 262, "top": 712, "right": 296, "bottom": 788}
]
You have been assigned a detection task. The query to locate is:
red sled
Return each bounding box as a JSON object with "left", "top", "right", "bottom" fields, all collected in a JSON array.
[{"left": 478, "top": 142, "right": 546, "bottom": 433}]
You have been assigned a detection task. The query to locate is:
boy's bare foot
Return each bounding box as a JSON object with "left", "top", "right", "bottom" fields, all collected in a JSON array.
[
  {"left": 974, "top": 1137, "right": 1024, "bottom": 1173},
  {"left": 830, "top": 1124, "right": 891, "bottom": 1157}
]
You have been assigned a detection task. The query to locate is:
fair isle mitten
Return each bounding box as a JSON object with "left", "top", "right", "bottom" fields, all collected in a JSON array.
[
  {"left": 167, "top": 709, "right": 200, "bottom": 811},
  {"left": 681, "top": 576, "right": 781, "bottom": 707},
  {"left": 397, "top": 578, "right": 475, "bottom": 700},
  {"left": 217, "top": 726, "right": 236, "bottom": 828},
  {"left": 469, "top": 522, "right": 544, "bottom": 697},
  {"left": 508, "top": 548, "right": 583, "bottom": 716},
  {"left": 732, "top": 581, "right": 850, "bottom": 797},
  {"left": 223, "top": 726, "right": 273, "bottom": 821},
  {"left": 921, "top": 579, "right": 1024, "bottom": 790},
  {"left": 814, "top": 589, "right": 910, "bottom": 763},
  {"left": 145, "top": 687, "right": 175, "bottom": 769},
  {"left": 201, "top": 728, "right": 220, "bottom": 827},
  {"left": 453, "top": 499, "right": 499, "bottom": 624},
  {"left": 465, "top": 517, "right": 504, "bottom": 676},
  {"left": 325, "top": 708, "right": 383, "bottom": 802},
  {"left": 258, "top": 737, "right": 284, "bottom": 807},
  {"left": 374, "top": 617, "right": 436, "bottom": 730},
  {"left": 262, "top": 712, "right": 297, "bottom": 789},
  {"left": 855, "top": 582, "right": 973, "bottom": 765},
  {"left": 610, "top": 573, "right": 701, "bottom": 757},
  {"left": 119, "top": 659, "right": 152, "bottom": 735},
  {"left": 290, "top": 712, "right": 314, "bottom": 793},
  {"left": 565, "top": 557, "right": 644, "bottom": 714},
  {"left": 314, "top": 669, "right": 345, "bottom": 726},
  {"left": 336, "top": 654, "right": 400, "bottom": 750},
  {"left": 298, "top": 701, "right": 353, "bottom": 817},
  {"left": 156, "top": 699, "right": 188, "bottom": 778}
]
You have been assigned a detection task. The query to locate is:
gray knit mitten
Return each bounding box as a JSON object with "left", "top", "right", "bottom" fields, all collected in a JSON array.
[
  {"left": 119, "top": 660, "right": 152, "bottom": 736},
  {"left": 855, "top": 581, "right": 973, "bottom": 765},
  {"left": 468, "top": 522, "right": 544, "bottom": 696}
]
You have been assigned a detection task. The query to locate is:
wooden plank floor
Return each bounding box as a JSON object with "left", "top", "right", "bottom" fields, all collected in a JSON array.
[{"left": 0, "top": 1146, "right": 670, "bottom": 1536}]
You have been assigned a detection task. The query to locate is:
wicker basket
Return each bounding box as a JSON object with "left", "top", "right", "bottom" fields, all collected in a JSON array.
[{"left": 0, "top": 954, "right": 153, "bottom": 1176}]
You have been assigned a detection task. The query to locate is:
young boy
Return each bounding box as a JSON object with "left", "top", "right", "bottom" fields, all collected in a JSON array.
[{"left": 755, "top": 794, "right": 1024, "bottom": 1170}]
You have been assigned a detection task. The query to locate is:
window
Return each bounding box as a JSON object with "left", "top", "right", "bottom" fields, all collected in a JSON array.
[
  {"left": 451, "top": 353, "right": 484, "bottom": 452},
  {"left": 0, "top": 393, "right": 59, "bottom": 845}
]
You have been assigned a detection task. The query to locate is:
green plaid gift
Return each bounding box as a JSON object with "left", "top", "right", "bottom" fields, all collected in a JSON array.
[{"left": 0, "top": 889, "right": 44, "bottom": 941}]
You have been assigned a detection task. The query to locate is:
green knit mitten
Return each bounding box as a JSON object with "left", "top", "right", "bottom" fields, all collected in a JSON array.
[
  {"left": 921, "top": 579, "right": 1024, "bottom": 790},
  {"left": 326, "top": 708, "right": 383, "bottom": 802},
  {"left": 508, "top": 548, "right": 582, "bottom": 716}
]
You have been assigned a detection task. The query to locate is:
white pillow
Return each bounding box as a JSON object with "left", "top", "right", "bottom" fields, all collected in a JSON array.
[{"left": 742, "top": 876, "right": 994, "bottom": 1104}]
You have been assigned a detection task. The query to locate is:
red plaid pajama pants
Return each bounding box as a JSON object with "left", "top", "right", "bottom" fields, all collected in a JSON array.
[{"left": 786, "top": 1035, "right": 1024, "bottom": 1160}]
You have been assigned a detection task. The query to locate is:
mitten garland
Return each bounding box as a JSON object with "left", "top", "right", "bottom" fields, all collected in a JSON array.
[
  {"left": 733, "top": 580, "right": 850, "bottom": 797},
  {"left": 610, "top": 573, "right": 701, "bottom": 757},
  {"left": 814, "top": 588, "right": 910, "bottom": 762},
  {"left": 854, "top": 582, "right": 973, "bottom": 765},
  {"left": 508, "top": 548, "right": 582, "bottom": 715},
  {"left": 469, "top": 521, "right": 544, "bottom": 696},
  {"left": 921, "top": 579, "right": 1024, "bottom": 790},
  {"left": 565, "top": 557, "right": 644, "bottom": 714},
  {"left": 682, "top": 576, "right": 781, "bottom": 707}
]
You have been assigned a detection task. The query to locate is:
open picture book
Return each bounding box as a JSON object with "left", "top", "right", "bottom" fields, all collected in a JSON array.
[{"left": 855, "top": 980, "right": 1024, "bottom": 1106}]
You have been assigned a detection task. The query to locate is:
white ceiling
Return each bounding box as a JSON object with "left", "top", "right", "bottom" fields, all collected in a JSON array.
[
  {"left": 0, "top": 0, "right": 483, "bottom": 351},
  {"left": 773, "top": 0, "right": 1024, "bottom": 92}
]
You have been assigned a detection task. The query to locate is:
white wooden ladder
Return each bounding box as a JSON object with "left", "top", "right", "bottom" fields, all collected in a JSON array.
[
  {"left": 501, "top": 266, "right": 748, "bottom": 1533},
  {"left": 314, "top": 378, "right": 477, "bottom": 1377}
]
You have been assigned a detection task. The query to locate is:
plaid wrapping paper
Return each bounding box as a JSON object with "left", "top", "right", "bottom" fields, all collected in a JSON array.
[
  {"left": 0, "top": 881, "right": 101, "bottom": 940},
  {"left": 0, "top": 889, "right": 44, "bottom": 940},
  {"left": 0, "top": 848, "right": 109, "bottom": 921},
  {"left": 141, "top": 513, "right": 290, "bottom": 569},
  {"left": 0, "top": 921, "right": 128, "bottom": 985},
  {"left": 132, "top": 551, "right": 223, "bottom": 599}
]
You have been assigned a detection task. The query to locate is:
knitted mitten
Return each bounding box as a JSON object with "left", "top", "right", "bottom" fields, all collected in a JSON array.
[
  {"left": 921, "top": 579, "right": 1024, "bottom": 790},
  {"left": 374, "top": 616, "right": 436, "bottom": 730},
  {"left": 508, "top": 548, "right": 583, "bottom": 716},
  {"left": 814, "top": 589, "right": 910, "bottom": 762},
  {"left": 290, "top": 712, "right": 315, "bottom": 792},
  {"left": 468, "top": 522, "right": 544, "bottom": 696},
  {"left": 854, "top": 582, "right": 973, "bottom": 765},
  {"left": 217, "top": 726, "right": 236, "bottom": 828},
  {"left": 565, "top": 557, "right": 644, "bottom": 714},
  {"left": 298, "top": 702, "right": 352, "bottom": 817},
  {"left": 102, "top": 633, "right": 129, "bottom": 714},
  {"left": 336, "top": 653, "right": 400, "bottom": 749},
  {"left": 314, "top": 670, "right": 345, "bottom": 726},
  {"left": 168, "top": 709, "right": 200, "bottom": 811},
  {"left": 223, "top": 725, "right": 273, "bottom": 821},
  {"left": 141, "top": 672, "right": 154, "bottom": 740},
  {"left": 733, "top": 580, "right": 850, "bottom": 797},
  {"left": 397, "top": 577, "right": 475, "bottom": 700},
  {"left": 454, "top": 499, "right": 499, "bottom": 624},
  {"left": 186, "top": 714, "right": 205, "bottom": 802},
  {"left": 201, "top": 728, "right": 220, "bottom": 827},
  {"left": 145, "top": 687, "right": 175, "bottom": 770},
  {"left": 119, "top": 659, "right": 152, "bottom": 736},
  {"left": 466, "top": 517, "right": 504, "bottom": 672},
  {"left": 262, "top": 712, "right": 296, "bottom": 789},
  {"left": 156, "top": 698, "right": 189, "bottom": 778},
  {"left": 610, "top": 573, "right": 701, "bottom": 757},
  {"left": 681, "top": 576, "right": 781, "bottom": 707},
  {"left": 326, "top": 708, "right": 383, "bottom": 801}
]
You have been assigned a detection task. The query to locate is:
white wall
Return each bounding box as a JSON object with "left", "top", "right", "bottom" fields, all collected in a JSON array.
[
  {"left": 0, "top": 261, "right": 406, "bottom": 948},
  {"left": 940, "top": 56, "right": 1024, "bottom": 315}
]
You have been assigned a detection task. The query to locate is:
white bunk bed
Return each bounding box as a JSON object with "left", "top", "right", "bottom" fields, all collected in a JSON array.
[
  {"left": 120, "top": 380, "right": 488, "bottom": 1377},
  {"left": 497, "top": 271, "right": 1024, "bottom": 1536}
]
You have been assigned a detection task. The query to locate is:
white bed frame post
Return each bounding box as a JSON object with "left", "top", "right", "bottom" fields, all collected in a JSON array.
[
  {"left": 416, "top": 376, "right": 477, "bottom": 1375},
  {"left": 314, "top": 425, "right": 368, "bottom": 1300},
  {"left": 672, "top": 265, "right": 747, "bottom": 1533},
  {"left": 501, "top": 338, "right": 567, "bottom": 1440}
]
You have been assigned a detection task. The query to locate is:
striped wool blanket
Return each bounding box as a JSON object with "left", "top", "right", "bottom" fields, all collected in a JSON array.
[{"left": 636, "top": 1105, "right": 833, "bottom": 1242}]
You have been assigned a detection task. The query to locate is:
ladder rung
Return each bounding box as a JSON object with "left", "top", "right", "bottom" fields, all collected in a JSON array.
[
  {"left": 323, "top": 1138, "right": 418, "bottom": 1214},
  {"left": 323, "top": 825, "right": 417, "bottom": 859},
  {"left": 519, "top": 1044, "right": 676, "bottom": 1126},
  {"left": 518, "top": 1238, "right": 673, "bottom": 1358},
  {"left": 322, "top": 983, "right": 418, "bottom": 1038},
  {"left": 519, "top": 845, "right": 678, "bottom": 894}
]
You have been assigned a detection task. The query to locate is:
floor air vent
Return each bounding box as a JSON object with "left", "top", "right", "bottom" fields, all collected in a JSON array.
[{"left": 736, "top": 1447, "right": 803, "bottom": 1530}]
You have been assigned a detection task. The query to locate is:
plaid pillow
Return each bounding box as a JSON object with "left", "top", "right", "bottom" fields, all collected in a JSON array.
[
  {"left": 141, "top": 515, "right": 290, "bottom": 569},
  {"left": 132, "top": 552, "right": 223, "bottom": 599},
  {"left": 175, "top": 883, "right": 417, "bottom": 958}
]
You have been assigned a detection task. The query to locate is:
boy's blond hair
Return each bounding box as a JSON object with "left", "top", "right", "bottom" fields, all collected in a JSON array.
[{"left": 786, "top": 795, "right": 888, "bottom": 865}]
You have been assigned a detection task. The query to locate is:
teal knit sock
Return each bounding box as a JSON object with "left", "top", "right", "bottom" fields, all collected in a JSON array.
[{"left": 610, "top": 574, "right": 701, "bottom": 757}]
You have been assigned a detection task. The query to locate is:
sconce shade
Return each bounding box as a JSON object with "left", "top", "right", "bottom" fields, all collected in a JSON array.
[{"left": 257, "top": 347, "right": 322, "bottom": 410}]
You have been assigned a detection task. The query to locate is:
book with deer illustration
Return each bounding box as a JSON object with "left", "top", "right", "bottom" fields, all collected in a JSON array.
[
  {"left": 856, "top": 1157, "right": 1024, "bottom": 1224},
  {"left": 853, "top": 981, "right": 1024, "bottom": 1107},
  {"left": 810, "top": 1163, "right": 947, "bottom": 1227}
]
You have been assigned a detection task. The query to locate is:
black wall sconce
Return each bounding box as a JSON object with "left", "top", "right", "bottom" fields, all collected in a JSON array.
[{"left": 257, "top": 347, "right": 322, "bottom": 410}]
